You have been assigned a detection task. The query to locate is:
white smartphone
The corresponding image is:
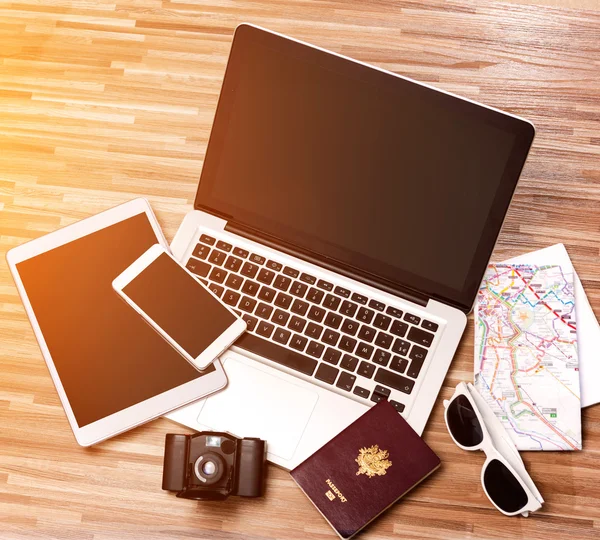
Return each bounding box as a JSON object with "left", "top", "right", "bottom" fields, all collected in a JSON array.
[{"left": 112, "top": 244, "right": 246, "bottom": 371}]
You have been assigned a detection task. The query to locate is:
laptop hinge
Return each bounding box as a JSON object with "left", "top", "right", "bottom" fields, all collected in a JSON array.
[{"left": 225, "top": 222, "right": 429, "bottom": 308}]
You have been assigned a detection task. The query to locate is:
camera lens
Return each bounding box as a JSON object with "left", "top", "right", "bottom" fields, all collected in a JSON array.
[{"left": 202, "top": 461, "right": 216, "bottom": 475}]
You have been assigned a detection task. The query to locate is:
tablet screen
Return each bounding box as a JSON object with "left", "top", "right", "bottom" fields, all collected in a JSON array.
[{"left": 16, "top": 212, "right": 209, "bottom": 427}]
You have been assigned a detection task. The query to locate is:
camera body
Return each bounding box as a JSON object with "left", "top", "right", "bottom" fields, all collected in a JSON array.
[{"left": 162, "top": 432, "right": 266, "bottom": 500}]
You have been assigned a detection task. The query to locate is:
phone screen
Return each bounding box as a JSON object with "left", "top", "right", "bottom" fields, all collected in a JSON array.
[{"left": 123, "top": 252, "right": 237, "bottom": 358}]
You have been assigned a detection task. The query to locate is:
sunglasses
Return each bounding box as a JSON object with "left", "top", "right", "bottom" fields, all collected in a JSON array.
[{"left": 444, "top": 382, "right": 544, "bottom": 517}]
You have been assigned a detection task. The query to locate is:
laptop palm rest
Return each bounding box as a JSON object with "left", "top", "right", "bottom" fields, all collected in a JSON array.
[{"left": 197, "top": 355, "right": 319, "bottom": 461}]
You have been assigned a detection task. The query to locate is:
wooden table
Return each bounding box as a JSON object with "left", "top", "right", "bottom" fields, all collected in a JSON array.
[{"left": 2, "top": 1, "right": 599, "bottom": 538}]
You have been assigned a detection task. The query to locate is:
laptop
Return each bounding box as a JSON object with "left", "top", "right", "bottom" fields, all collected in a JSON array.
[{"left": 166, "top": 24, "right": 535, "bottom": 470}]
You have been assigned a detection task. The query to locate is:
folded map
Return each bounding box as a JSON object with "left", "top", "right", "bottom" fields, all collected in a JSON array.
[{"left": 474, "top": 263, "right": 582, "bottom": 451}]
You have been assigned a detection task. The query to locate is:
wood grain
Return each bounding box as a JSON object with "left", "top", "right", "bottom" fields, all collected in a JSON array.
[{"left": 1, "top": 1, "right": 599, "bottom": 539}]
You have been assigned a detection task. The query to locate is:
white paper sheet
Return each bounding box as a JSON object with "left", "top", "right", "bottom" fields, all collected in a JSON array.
[{"left": 504, "top": 244, "right": 600, "bottom": 408}]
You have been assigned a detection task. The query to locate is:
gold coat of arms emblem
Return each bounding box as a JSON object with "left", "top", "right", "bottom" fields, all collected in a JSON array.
[{"left": 355, "top": 445, "right": 392, "bottom": 478}]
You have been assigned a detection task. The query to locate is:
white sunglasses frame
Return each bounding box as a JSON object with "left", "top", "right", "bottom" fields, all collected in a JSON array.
[{"left": 443, "top": 382, "right": 543, "bottom": 517}]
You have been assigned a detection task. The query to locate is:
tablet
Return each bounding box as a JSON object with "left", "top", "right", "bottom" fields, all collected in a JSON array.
[{"left": 6, "top": 198, "right": 227, "bottom": 446}]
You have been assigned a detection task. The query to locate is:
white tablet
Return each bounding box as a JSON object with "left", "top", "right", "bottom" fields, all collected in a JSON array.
[
  {"left": 6, "top": 198, "right": 227, "bottom": 446},
  {"left": 112, "top": 244, "right": 246, "bottom": 371}
]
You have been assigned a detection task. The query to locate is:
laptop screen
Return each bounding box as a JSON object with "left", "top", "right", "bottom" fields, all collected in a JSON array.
[{"left": 196, "top": 25, "right": 534, "bottom": 311}]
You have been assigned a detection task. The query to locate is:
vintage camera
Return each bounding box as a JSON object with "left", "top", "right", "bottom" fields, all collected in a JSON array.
[{"left": 161, "top": 432, "right": 266, "bottom": 501}]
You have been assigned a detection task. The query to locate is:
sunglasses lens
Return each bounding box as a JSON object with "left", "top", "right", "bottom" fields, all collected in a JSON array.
[
  {"left": 446, "top": 394, "right": 484, "bottom": 447},
  {"left": 483, "top": 459, "right": 529, "bottom": 513}
]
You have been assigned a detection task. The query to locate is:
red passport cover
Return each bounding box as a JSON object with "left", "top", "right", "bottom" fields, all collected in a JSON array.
[{"left": 290, "top": 401, "right": 441, "bottom": 539}]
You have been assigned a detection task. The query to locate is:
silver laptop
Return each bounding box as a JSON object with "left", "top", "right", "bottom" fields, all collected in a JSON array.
[{"left": 166, "top": 24, "right": 535, "bottom": 470}]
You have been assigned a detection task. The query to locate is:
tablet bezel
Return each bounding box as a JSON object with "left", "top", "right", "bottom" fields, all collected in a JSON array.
[
  {"left": 112, "top": 243, "right": 246, "bottom": 370},
  {"left": 6, "top": 198, "right": 227, "bottom": 446}
]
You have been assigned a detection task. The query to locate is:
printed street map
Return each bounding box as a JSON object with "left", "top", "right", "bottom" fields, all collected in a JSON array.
[{"left": 475, "top": 264, "right": 581, "bottom": 451}]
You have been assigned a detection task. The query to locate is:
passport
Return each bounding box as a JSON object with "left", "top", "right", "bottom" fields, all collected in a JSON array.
[{"left": 290, "top": 401, "right": 441, "bottom": 539}]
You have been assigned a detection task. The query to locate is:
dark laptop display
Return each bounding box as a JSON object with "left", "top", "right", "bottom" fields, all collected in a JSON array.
[{"left": 196, "top": 25, "right": 534, "bottom": 312}]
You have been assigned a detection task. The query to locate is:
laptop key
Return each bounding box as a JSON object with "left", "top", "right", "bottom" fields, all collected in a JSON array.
[
  {"left": 369, "top": 299, "right": 385, "bottom": 312},
  {"left": 336, "top": 371, "right": 356, "bottom": 392},
  {"left": 407, "top": 326, "right": 435, "bottom": 347},
  {"left": 356, "top": 307, "right": 374, "bottom": 324},
  {"left": 390, "top": 356, "right": 408, "bottom": 374},
  {"left": 283, "top": 266, "right": 299, "bottom": 278},
  {"left": 340, "top": 318, "right": 359, "bottom": 336},
  {"left": 300, "top": 273, "right": 316, "bottom": 285},
  {"left": 257, "top": 268, "right": 275, "bottom": 285},
  {"left": 323, "top": 348, "right": 342, "bottom": 365},
  {"left": 239, "top": 296, "right": 257, "bottom": 313},
  {"left": 273, "top": 327, "right": 291, "bottom": 345},
  {"left": 307, "top": 305, "right": 325, "bottom": 322},
  {"left": 340, "top": 354, "right": 358, "bottom": 372},
  {"left": 224, "top": 256, "right": 243, "bottom": 272},
  {"left": 290, "top": 281, "right": 308, "bottom": 298},
  {"left": 306, "top": 341, "right": 325, "bottom": 359},
  {"left": 315, "top": 363, "right": 339, "bottom": 384},
  {"left": 306, "top": 287, "right": 324, "bottom": 304},
  {"left": 258, "top": 286, "right": 276, "bottom": 303},
  {"left": 340, "top": 300, "right": 358, "bottom": 317},
  {"left": 235, "top": 333, "right": 317, "bottom": 376},
  {"left": 290, "top": 334, "right": 308, "bottom": 352},
  {"left": 241, "top": 280, "right": 259, "bottom": 297},
  {"left": 274, "top": 292, "right": 293, "bottom": 309},
  {"left": 371, "top": 392, "right": 385, "bottom": 404},
  {"left": 225, "top": 273, "right": 243, "bottom": 291},
  {"left": 209, "top": 267, "right": 227, "bottom": 284},
  {"left": 375, "top": 368, "right": 415, "bottom": 395},
  {"left": 186, "top": 258, "right": 210, "bottom": 278},
  {"left": 272, "top": 309, "right": 290, "bottom": 326},
  {"left": 317, "top": 279, "right": 333, "bottom": 291},
  {"left": 357, "top": 361, "right": 375, "bottom": 378},
  {"left": 339, "top": 336, "right": 357, "bottom": 353},
  {"left": 273, "top": 274, "right": 292, "bottom": 291},
  {"left": 374, "top": 385, "right": 391, "bottom": 398},
  {"left": 291, "top": 299, "right": 309, "bottom": 316},
  {"left": 256, "top": 321, "right": 274, "bottom": 338},
  {"left": 223, "top": 290, "right": 240, "bottom": 307},
  {"left": 404, "top": 313, "right": 421, "bottom": 325},
  {"left": 322, "top": 329, "right": 340, "bottom": 346},
  {"left": 199, "top": 234, "right": 215, "bottom": 245},
  {"left": 386, "top": 307, "right": 403, "bottom": 319},
  {"left": 357, "top": 325, "right": 375, "bottom": 343},
  {"left": 334, "top": 286, "right": 350, "bottom": 298},
  {"left": 390, "top": 400, "right": 405, "bottom": 413},
  {"left": 374, "top": 331, "right": 393, "bottom": 349},
  {"left": 356, "top": 342, "right": 374, "bottom": 360},
  {"left": 255, "top": 303, "right": 273, "bottom": 320},
  {"left": 233, "top": 247, "right": 249, "bottom": 258},
  {"left": 288, "top": 316, "right": 306, "bottom": 333},
  {"left": 241, "top": 262, "right": 259, "bottom": 278},
  {"left": 199, "top": 278, "right": 208, "bottom": 285},
  {"left": 373, "top": 313, "right": 391, "bottom": 330},
  {"left": 353, "top": 386, "right": 370, "bottom": 399},
  {"left": 250, "top": 253, "right": 266, "bottom": 265},
  {"left": 216, "top": 240, "right": 232, "bottom": 252},
  {"left": 241, "top": 314, "right": 257, "bottom": 332},
  {"left": 192, "top": 244, "right": 210, "bottom": 260},
  {"left": 208, "top": 250, "right": 226, "bottom": 266},
  {"left": 266, "top": 260, "right": 282, "bottom": 272},
  {"left": 422, "top": 319, "right": 439, "bottom": 332},
  {"left": 392, "top": 338, "right": 410, "bottom": 357},
  {"left": 324, "top": 312, "right": 342, "bottom": 329},
  {"left": 390, "top": 320, "right": 408, "bottom": 337},
  {"left": 208, "top": 283, "right": 224, "bottom": 298},
  {"left": 323, "top": 294, "right": 341, "bottom": 311},
  {"left": 304, "top": 322, "right": 323, "bottom": 340},
  {"left": 351, "top": 293, "right": 368, "bottom": 305},
  {"left": 373, "top": 349, "right": 391, "bottom": 366},
  {"left": 407, "top": 346, "right": 428, "bottom": 378}
]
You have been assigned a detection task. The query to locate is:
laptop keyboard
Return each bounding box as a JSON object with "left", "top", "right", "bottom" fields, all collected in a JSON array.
[{"left": 185, "top": 233, "right": 441, "bottom": 414}]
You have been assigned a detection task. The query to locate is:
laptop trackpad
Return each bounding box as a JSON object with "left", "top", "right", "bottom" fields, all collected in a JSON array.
[{"left": 198, "top": 357, "right": 319, "bottom": 461}]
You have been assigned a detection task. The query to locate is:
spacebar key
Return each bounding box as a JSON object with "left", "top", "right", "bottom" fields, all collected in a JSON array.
[{"left": 234, "top": 333, "right": 318, "bottom": 376}]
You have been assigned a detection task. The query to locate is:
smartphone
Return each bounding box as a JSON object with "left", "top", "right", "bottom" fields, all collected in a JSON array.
[{"left": 112, "top": 244, "right": 246, "bottom": 371}]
